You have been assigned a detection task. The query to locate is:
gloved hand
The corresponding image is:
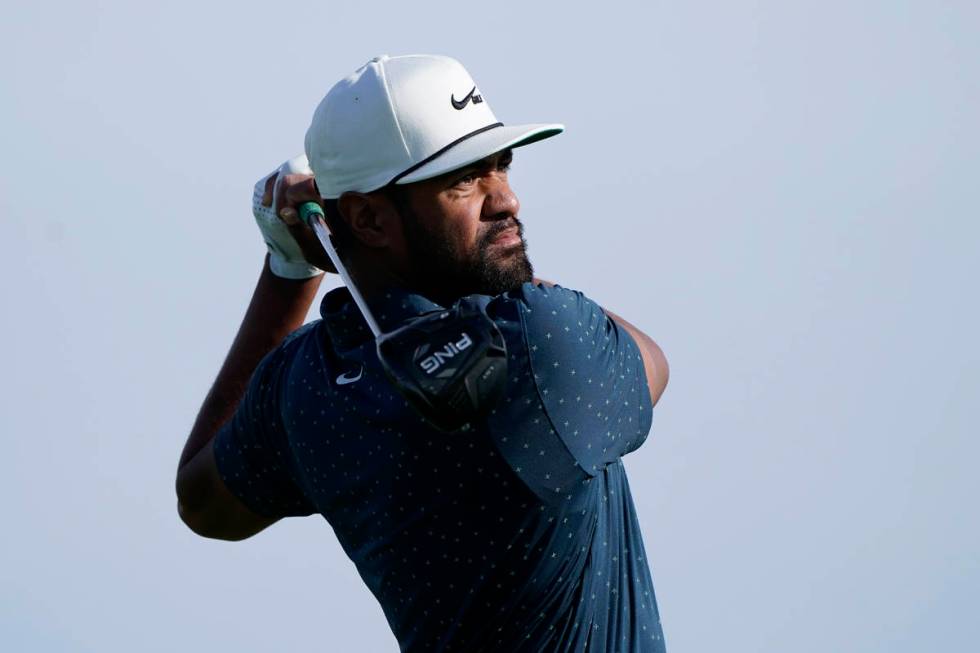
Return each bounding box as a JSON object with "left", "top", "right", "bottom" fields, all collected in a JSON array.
[{"left": 253, "top": 155, "right": 324, "bottom": 279}]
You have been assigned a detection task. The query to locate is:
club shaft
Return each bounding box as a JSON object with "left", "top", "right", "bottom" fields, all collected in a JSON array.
[{"left": 308, "top": 214, "right": 384, "bottom": 338}]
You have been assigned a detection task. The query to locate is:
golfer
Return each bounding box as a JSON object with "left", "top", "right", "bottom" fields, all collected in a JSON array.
[{"left": 176, "top": 54, "right": 669, "bottom": 652}]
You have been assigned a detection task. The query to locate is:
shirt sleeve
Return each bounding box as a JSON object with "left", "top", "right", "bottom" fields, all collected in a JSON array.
[
  {"left": 518, "top": 283, "right": 654, "bottom": 476},
  {"left": 212, "top": 339, "right": 316, "bottom": 519}
]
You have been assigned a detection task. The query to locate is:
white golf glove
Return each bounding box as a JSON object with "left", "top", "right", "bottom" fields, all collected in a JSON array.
[{"left": 253, "top": 154, "right": 323, "bottom": 279}]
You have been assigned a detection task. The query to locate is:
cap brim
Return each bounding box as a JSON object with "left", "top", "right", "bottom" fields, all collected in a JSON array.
[{"left": 395, "top": 123, "right": 564, "bottom": 186}]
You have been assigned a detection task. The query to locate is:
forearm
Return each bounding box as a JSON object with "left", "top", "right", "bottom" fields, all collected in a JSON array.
[{"left": 177, "top": 256, "right": 323, "bottom": 470}]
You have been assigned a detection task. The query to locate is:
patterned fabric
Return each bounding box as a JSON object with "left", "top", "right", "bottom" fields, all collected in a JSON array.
[{"left": 214, "top": 283, "right": 666, "bottom": 652}]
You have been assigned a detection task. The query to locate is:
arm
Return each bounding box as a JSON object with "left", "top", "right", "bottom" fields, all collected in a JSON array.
[
  {"left": 532, "top": 278, "right": 668, "bottom": 407},
  {"left": 601, "top": 307, "right": 669, "bottom": 407},
  {"left": 176, "top": 256, "right": 322, "bottom": 540}
]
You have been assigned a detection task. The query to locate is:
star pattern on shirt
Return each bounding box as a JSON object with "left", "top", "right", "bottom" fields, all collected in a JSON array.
[{"left": 212, "top": 283, "right": 664, "bottom": 652}]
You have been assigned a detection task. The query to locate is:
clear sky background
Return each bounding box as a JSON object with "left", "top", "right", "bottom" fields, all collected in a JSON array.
[{"left": 2, "top": 1, "right": 978, "bottom": 651}]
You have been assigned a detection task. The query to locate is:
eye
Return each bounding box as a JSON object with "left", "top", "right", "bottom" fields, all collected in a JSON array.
[{"left": 453, "top": 172, "right": 477, "bottom": 187}]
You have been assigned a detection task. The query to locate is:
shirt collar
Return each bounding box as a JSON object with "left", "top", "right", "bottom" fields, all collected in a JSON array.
[{"left": 320, "top": 285, "right": 445, "bottom": 351}]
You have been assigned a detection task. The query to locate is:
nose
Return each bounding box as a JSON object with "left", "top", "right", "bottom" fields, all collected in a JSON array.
[{"left": 481, "top": 176, "right": 520, "bottom": 222}]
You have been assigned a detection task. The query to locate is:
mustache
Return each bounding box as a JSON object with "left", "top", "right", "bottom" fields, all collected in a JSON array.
[{"left": 477, "top": 218, "right": 524, "bottom": 249}]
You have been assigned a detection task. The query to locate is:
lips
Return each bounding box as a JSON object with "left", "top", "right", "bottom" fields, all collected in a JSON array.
[
  {"left": 479, "top": 220, "right": 524, "bottom": 253},
  {"left": 492, "top": 226, "right": 521, "bottom": 247}
]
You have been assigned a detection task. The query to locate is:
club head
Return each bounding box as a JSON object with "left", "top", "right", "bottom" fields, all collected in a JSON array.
[{"left": 377, "top": 301, "right": 508, "bottom": 432}]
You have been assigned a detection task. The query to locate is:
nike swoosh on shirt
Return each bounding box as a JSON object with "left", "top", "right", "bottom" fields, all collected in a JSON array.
[{"left": 336, "top": 367, "right": 363, "bottom": 385}]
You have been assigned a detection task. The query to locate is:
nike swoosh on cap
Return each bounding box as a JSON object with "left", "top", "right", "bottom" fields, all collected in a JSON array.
[
  {"left": 336, "top": 367, "right": 363, "bottom": 385},
  {"left": 451, "top": 86, "right": 483, "bottom": 110}
]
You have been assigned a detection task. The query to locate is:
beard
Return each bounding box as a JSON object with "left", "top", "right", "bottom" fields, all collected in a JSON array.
[
  {"left": 399, "top": 207, "right": 534, "bottom": 301},
  {"left": 467, "top": 218, "right": 535, "bottom": 293}
]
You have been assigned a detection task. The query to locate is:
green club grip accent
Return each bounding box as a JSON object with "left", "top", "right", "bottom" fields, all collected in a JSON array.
[{"left": 298, "top": 201, "right": 325, "bottom": 226}]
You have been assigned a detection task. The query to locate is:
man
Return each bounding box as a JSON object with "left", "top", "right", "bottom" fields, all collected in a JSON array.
[{"left": 176, "top": 55, "right": 669, "bottom": 651}]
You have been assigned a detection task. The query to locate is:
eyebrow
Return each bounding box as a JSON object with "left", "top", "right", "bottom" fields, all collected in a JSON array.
[
  {"left": 440, "top": 149, "right": 514, "bottom": 186},
  {"left": 468, "top": 149, "right": 514, "bottom": 173}
]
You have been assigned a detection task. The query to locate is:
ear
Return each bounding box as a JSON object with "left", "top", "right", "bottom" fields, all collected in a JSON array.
[{"left": 337, "top": 192, "right": 398, "bottom": 248}]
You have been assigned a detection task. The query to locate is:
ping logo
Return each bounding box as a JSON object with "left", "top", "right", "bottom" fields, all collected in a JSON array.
[
  {"left": 419, "top": 333, "right": 474, "bottom": 375},
  {"left": 451, "top": 87, "right": 483, "bottom": 110}
]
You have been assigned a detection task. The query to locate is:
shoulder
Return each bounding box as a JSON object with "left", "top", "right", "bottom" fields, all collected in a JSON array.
[
  {"left": 484, "top": 283, "right": 636, "bottom": 389},
  {"left": 490, "top": 284, "right": 648, "bottom": 416},
  {"left": 482, "top": 283, "right": 654, "bottom": 492},
  {"left": 490, "top": 282, "right": 613, "bottom": 354},
  {"left": 255, "top": 320, "right": 324, "bottom": 380},
  {"left": 497, "top": 281, "right": 593, "bottom": 311},
  {"left": 278, "top": 320, "right": 322, "bottom": 354},
  {"left": 489, "top": 282, "right": 602, "bottom": 327}
]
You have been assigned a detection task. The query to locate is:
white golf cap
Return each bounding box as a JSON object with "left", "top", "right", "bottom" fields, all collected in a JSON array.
[{"left": 305, "top": 54, "right": 564, "bottom": 199}]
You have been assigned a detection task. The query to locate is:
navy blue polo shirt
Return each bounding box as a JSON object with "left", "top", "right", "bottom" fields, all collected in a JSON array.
[{"left": 214, "top": 282, "right": 666, "bottom": 652}]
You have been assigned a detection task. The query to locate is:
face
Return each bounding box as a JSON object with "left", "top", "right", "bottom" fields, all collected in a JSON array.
[{"left": 392, "top": 149, "right": 533, "bottom": 301}]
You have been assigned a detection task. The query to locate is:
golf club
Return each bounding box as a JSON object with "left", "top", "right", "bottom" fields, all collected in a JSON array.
[{"left": 298, "top": 201, "right": 508, "bottom": 432}]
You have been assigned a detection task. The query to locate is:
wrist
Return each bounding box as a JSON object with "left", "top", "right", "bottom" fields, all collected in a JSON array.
[{"left": 268, "top": 253, "right": 325, "bottom": 280}]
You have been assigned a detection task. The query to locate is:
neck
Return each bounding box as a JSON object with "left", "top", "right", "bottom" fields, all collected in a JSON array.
[
  {"left": 349, "top": 258, "right": 532, "bottom": 309},
  {"left": 344, "top": 250, "right": 456, "bottom": 309}
]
